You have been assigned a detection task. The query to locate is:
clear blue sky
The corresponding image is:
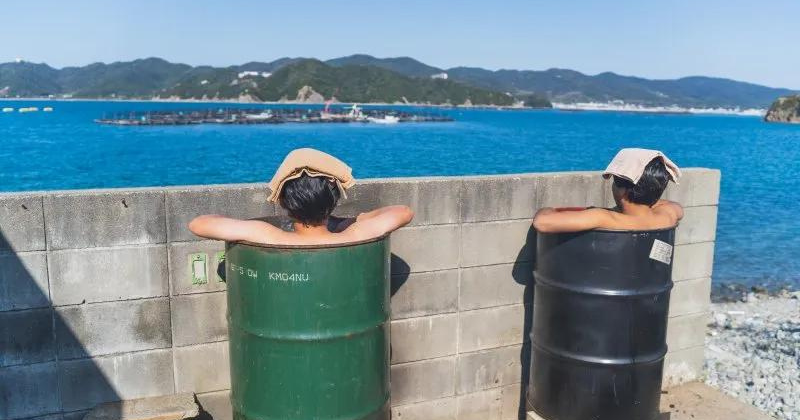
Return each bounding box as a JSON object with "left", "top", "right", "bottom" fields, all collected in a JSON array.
[{"left": 2, "top": 0, "right": 798, "bottom": 89}]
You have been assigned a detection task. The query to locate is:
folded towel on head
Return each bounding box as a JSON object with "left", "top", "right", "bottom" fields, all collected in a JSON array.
[
  {"left": 602, "top": 148, "right": 681, "bottom": 185},
  {"left": 267, "top": 148, "right": 356, "bottom": 203}
]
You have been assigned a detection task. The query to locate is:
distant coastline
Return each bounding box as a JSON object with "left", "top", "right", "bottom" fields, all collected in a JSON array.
[
  {"left": 553, "top": 102, "right": 766, "bottom": 117},
  {"left": 1, "top": 97, "right": 766, "bottom": 116}
]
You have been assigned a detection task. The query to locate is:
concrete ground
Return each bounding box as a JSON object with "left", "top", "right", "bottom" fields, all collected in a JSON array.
[
  {"left": 659, "top": 382, "right": 776, "bottom": 420},
  {"left": 528, "top": 382, "right": 775, "bottom": 420}
]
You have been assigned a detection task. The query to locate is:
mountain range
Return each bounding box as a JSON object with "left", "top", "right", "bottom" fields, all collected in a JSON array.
[{"left": 1, "top": 54, "right": 796, "bottom": 108}]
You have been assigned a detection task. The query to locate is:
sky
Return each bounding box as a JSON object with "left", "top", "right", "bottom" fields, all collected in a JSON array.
[{"left": 1, "top": 0, "right": 798, "bottom": 89}]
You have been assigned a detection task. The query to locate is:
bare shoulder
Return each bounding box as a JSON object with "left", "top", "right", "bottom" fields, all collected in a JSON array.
[{"left": 653, "top": 200, "right": 684, "bottom": 222}]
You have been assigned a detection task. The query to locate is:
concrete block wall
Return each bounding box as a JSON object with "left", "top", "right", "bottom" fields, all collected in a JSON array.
[{"left": 0, "top": 169, "right": 720, "bottom": 420}]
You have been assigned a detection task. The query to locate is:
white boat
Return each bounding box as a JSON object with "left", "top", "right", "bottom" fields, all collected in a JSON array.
[
  {"left": 368, "top": 115, "right": 400, "bottom": 124},
  {"left": 245, "top": 112, "right": 273, "bottom": 120},
  {"left": 43, "top": 107, "right": 53, "bottom": 112},
  {"left": 2, "top": 107, "right": 13, "bottom": 113}
]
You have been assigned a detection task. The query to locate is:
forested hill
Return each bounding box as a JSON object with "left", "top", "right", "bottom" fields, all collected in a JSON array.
[{"left": 1, "top": 55, "right": 795, "bottom": 108}]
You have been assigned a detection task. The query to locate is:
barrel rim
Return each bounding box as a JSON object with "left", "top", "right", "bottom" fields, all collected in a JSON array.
[
  {"left": 229, "top": 232, "right": 389, "bottom": 250},
  {"left": 540, "top": 224, "right": 678, "bottom": 235}
]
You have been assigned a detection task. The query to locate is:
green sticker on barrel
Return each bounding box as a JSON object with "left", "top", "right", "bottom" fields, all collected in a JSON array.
[
  {"left": 215, "top": 251, "right": 226, "bottom": 282},
  {"left": 189, "top": 253, "right": 208, "bottom": 284}
]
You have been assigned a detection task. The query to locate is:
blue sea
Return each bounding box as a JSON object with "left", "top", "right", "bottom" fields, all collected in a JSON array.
[{"left": 1, "top": 100, "right": 799, "bottom": 289}]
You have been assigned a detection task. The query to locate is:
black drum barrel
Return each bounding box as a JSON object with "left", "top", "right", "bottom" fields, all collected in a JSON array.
[{"left": 527, "top": 227, "right": 675, "bottom": 420}]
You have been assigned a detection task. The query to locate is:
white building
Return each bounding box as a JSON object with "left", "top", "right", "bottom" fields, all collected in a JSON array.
[
  {"left": 431, "top": 72, "right": 449, "bottom": 80},
  {"left": 238, "top": 71, "right": 272, "bottom": 79}
]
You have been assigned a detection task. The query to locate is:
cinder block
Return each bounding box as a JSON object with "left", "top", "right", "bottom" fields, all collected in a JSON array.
[
  {"left": 391, "top": 269, "right": 458, "bottom": 320},
  {"left": 390, "top": 397, "right": 457, "bottom": 420},
  {"left": 171, "top": 292, "right": 228, "bottom": 347},
  {"left": 391, "top": 225, "right": 460, "bottom": 274},
  {"left": 173, "top": 341, "right": 230, "bottom": 393},
  {"left": 168, "top": 241, "right": 227, "bottom": 295},
  {"left": 165, "top": 185, "right": 274, "bottom": 242},
  {"left": 0, "top": 308, "right": 54, "bottom": 367},
  {"left": 59, "top": 348, "right": 175, "bottom": 412},
  {"left": 666, "top": 312, "right": 708, "bottom": 351},
  {"left": 662, "top": 345, "right": 704, "bottom": 388},
  {"left": 500, "top": 383, "right": 523, "bottom": 420},
  {"left": 83, "top": 393, "right": 199, "bottom": 420},
  {"left": 663, "top": 169, "right": 721, "bottom": 207},
  {"left": 49, "top": 245, "right": 168, "bottom": 306},
  {"left": 196, "top": 390, "right": 232, "bottom": 420},
  {"left": 460, "top": 263, "right": 531, "bottom": 310},
  {"left": 0, "top": 362, "right": 60, "bottom": 420},
  {"left": 459, "top": 305, "right": 526, "bottom": 353},
  {"left": 55, "top": 298, "right": 172, "bottom": 359},
  {"left": 535, "top": 172, "right": 607, "bottom": 209},
  {"left": 63, "top": 410, "right": 90, "bottom": 420},
  {"left": 391, "top": 314, "right": 458, "bottom": 364},
  {"left": 456, "top": 388, "right": 502, "bottom": 420},
  {"left": 460, "top": 175, "right": 538, "bottom": 223},
  {"left": 0, "top": 194, "right": 45, "bottom": 252},
  {"left": 461, "top": 220, "right": 534, "bottom": 268},
  {"left": 391, "top": 357, "right": 456, "bottom": 405},
  {"left": 456, "top": 345, "right": 522, "bottom": 394},
  {"left": 675, "top": 206, "right": 718, "bottom": 245},
  {"left": 0, "top": 252, "right": 49, "bottom": 312},
  {"left": 333, "top": 178, "right": 460, "bottom": 226},
  {"left": 669, "top": 277, "right": 711, "bottom": 317},
  {"left": 672, "top": 242, "right": 715, "bottom": 282},
  {"left": 44, "top": 190, "right": 166, "bottom": 250}
]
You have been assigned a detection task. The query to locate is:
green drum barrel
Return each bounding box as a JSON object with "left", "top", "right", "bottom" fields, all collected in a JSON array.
[{"left": 225, "top": 235, "right": 391, "bottom": 420}]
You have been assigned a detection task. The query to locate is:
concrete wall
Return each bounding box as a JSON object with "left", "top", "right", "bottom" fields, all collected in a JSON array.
[{"left": 0, "top": 169, "right": 720, "bottom": 420}]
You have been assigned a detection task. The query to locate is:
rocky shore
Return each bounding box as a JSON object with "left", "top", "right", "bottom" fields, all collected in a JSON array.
[
  {"left": 706, "top": 292, "right": 800, "bottom": 420},
  {"left": 764, "top": 95, "right": 800, "bottom": 123}
]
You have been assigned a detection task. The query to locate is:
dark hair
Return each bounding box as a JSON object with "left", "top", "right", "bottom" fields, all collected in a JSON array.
[
  {"left": 613, "top": 158, "right": 670, "bottom": 206},
  {"left": 278, "top": 174, "right": 341, "bottom": 225}
]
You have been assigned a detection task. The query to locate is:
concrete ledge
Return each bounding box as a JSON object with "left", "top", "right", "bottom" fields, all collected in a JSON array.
[
  {"left": 165, "top": 186, "right": 275, "bottom": 243},
  {"left": 84, "top": 393, "right": 198, "bottom": 420},
  {"left": 333, "top": 178, "right": 461, "bottom": 226},
  {"left": 0, "top": 195, "right": 45, "bottom": 252},
  {"left": 44, "top": 190, "right": 166, "bottom": 250}
]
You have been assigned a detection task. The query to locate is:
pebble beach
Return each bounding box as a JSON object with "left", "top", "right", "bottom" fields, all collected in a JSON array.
[{"left": 706, "top": 292, "right": 800, "bottom": 420}]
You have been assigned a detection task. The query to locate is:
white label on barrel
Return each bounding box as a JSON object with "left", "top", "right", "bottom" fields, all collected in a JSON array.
[{"left": 649, "top": 239, "right": 673, "bottom": 264}]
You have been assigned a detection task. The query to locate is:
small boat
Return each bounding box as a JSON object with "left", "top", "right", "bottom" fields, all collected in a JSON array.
[
  {"left": 43, "top": 107, "right": 53, "bottom": 112},
  {"left": 2, "top": 107, "right": 13, "bottom": 113},
  {"left": 368, "top": 115, "right": 400, "bottom": 124}
]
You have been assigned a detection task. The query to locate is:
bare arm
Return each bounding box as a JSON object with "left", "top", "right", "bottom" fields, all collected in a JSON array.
[
  {"left": 532, "top": 207, "right": 612, "bottom": 233},
  {"left": 188, "top": 215, "right": 281, "bottom": 243},
  {"left": 348, "top": 205, "right": 415, "bottom": 237}
]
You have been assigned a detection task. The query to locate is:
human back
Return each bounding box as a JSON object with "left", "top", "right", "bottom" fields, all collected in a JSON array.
[{"left": 188, "top": 148, "right": 414, "bottom": 245}]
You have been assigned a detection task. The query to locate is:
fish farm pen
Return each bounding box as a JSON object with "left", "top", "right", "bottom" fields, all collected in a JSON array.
[{"left": 94, "top": 107, "right": 454, "bottom": 126}]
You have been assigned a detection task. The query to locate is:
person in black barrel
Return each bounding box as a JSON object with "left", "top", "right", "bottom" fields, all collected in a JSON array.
[{"left": 533, "top": 148, "right": 684, "bottom": 232}]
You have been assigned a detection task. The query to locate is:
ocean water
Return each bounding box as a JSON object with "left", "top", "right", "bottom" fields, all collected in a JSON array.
[{"left": 1, "top": 100, "right": 799, "bottom": 288}]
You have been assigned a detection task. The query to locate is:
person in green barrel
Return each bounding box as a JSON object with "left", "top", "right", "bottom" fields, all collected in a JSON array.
[
  {"left": 533, "top": 148, "right": 684, "bottom": 232},
  {"left": 188, "top": 148, "right": 414, "bottom": 244}
]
